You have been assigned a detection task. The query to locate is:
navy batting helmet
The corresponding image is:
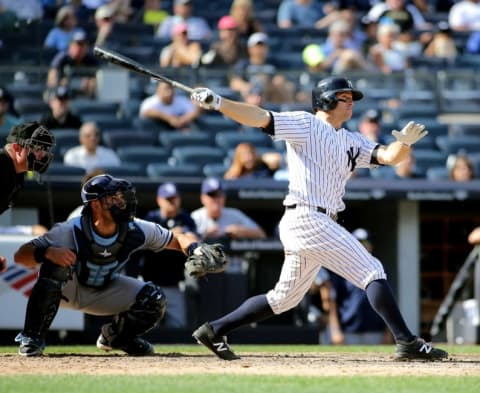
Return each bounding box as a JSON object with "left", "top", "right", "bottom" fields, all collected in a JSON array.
[{"left": 312, "top": 76, "right": 363, "bottom": 112}]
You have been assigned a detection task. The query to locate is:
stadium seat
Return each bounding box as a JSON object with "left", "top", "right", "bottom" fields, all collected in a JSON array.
[
  {"left": 195, "top": 114, "right": 240, "bottom": 132},
  {"left": 14, "top": 97, "right": 49, "bottom": 116},
  {"left": 46, "top": 162, "right": 85, "bottom": 177},
  {"left": 215, "top": 131, "right": 273, "bottom": 151},
  {"left": 51, "top": 130, "right": 80, "bottom": 161},
  {"left": 170, "top": 146, "right": 225, "bottom": 166},
  {"left": 369, "top": 166, "right": 396, "bottom": 180},
  {"left": 70, "top": 99, "right": 119, "bottom": 117},
  {"left": 203, "top": 163, "right": 229, "bottom": 178},
  {"left": 102, "top": 130, "right": 157, "bottom": 150},
  {"left": 116, "top": 146, "right": 170, "bottom": 169},
  {"left": 146, "top": 163, "right": 203, "bottom": 178},
  {"left": 426, "top": 166, "right": 449, "bottom": 181},
  {"left": 159, "top": 131, "right": 215, "bottom": 150},
  {"left": 414, "top": 149, "right": 448, "bottom": 171},
  {"left": 82, "top": 114, "right": 132, "bottom": 131},
  {"left": 99, "top": 163, "right": 145, "bottom": 177},
  {"left": 435, "top": 135, "right": 480, "bottom": 155}
]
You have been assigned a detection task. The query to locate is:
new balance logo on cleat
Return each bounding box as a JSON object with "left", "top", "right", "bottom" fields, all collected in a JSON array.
[
  {"left": 395, "top": 337, "right": 448, "bottom": 361},
  {"left": 419, "top": 343, "right": 433, "bottom": 354},
  {"left": 192, "top": 322, "right": 240, "bottom": 361},
  {"left": 213, "top": 341, "right": 229, "bottom": 352}
]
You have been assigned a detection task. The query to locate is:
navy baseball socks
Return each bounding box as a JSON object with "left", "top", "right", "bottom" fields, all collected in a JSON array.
[
  {"left": 366, "top": 279, "right": 448, "bottom": 361},
  {"left": 193, "top": 294, "right": 274, "bottom": 360}
]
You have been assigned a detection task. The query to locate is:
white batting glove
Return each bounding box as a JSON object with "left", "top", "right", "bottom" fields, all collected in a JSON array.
[
  {"left": 190, "top": 88, "right": 222, "bottom": 111},
  {"left": 391, "top": 121, "right": 428, "bottom": 146}
]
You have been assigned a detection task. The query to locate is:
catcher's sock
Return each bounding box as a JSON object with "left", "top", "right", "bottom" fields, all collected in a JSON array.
[
  {"left": 210, "top": 294, "right": 274, "bottom": 336},
  {"left": 365, "top": 279, "right": 415, "bottom": 343}
]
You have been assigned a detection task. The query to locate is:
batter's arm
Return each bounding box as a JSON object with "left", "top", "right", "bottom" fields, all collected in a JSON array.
[
  {"left": 375, "top": 142, "right": 410, "bottom": 166},
  {"left": 190, "top": 87, "right": 271, "bottom": 128}
]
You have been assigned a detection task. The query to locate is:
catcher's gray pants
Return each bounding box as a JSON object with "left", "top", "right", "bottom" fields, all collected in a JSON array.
[
  {"left": 266, "top": 205, "right": 386, "bottom": 314},
  {"left": 60, "top": 273, "right": 144, "bottom": 315}
]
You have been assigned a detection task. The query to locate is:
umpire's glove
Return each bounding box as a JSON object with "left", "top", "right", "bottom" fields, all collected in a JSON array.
[
  {"left": 190, "top": 88, "right": 222, "bottom": 111},
  {"left": 392, "top": 121, "right": 428, "bottom": 146}
]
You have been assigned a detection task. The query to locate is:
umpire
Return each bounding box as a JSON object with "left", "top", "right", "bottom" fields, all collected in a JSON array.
[{"left": 0, "top": 122, "right": 55, "bottom": 272}]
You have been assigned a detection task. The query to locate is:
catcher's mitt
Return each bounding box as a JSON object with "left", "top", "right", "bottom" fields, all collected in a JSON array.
[{"left": 185, "top": 243, "right": 228, "bottom": 278}]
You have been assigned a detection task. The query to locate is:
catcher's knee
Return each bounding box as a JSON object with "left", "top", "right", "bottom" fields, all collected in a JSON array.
[{"left": 134, "top": 282, "right": 167, "bottom": 321}]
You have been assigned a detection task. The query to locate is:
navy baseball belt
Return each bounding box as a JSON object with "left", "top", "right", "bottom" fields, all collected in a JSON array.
[{"left": 285, "top": 204, "right": 337, "bottom": 221}]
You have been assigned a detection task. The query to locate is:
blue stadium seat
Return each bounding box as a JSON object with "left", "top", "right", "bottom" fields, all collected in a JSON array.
[
  {"left": 99, "top": 163, "right": 145, "bottom": 177},
  {"left": 215, "top": 131, "right": 273, "bottom": 151},
  {"left": 414, "top": 149, "right": 448, "bottom": 171},
  {"left": 116, "top": 146, "right": 170, "bottom": 169},
  {"left": 426, "top": 166, "right": 449, "bottom": 181},
  {"left": 203, "top": 163, "right": 229, "bottom": 178},
  {"left": 82, "top": 114, "right": 132, "bottom": 131},
  {"left": 436, "top": 135, "right": 480, "bottom": 155},
  {"left": 170, "top": 146, "right": 225, "bottom": 166},
  {"left": 146, "top": 163, "right": 203, "bottom": 178},
  {"left": 51, "top": 130, "right": 80, "bottom": 161},
  {"left": 70, "top": 99, "right": 119, "bottom": 117},
  {"left": 102, "top": 130, "right": 157, "bottom": 150},
  {"left": 195, "top": 114, "right": 240, "bottom": 132},
  {"left": 14, "top": 97, "right": 49, "bottom": 116},
  {"left": 159, "top": 131, "right": 214, "bottom": 150},
  {"left": 46, "top": 162, "right": 85, "bottom": 177}
]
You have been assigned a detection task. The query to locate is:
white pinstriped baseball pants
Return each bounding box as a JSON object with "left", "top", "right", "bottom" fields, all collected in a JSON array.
[{"left": 266, "top": 205, "right": 386, "bottom": 315}]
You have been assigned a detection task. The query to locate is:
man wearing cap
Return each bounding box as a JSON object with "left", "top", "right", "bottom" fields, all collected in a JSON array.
[
  {"left": 0, "top": 122, "right": 55, "bottom": 272},
  {"left": 0, "top": 87, "right": 21, "bottom": 136},
  {"left": 231, "top": 32, "right": 295, "bottom": 103},
  {"left": 188, "top": 177, "right": 266, "bottom": 324},
  {"left": 192, "top": 177, "right": 266, "bottom": 241},
  {"left": 40, "top": 86, "right": 83, "bottom": 130},
  {"left": 156, "top": 0, "right": 211, "bottom": 41},
  {"left": 47, "top": 30, "right": 99, "bottom": 98},
  {"left": 135, "top": 182, "right": 198, "bottom": 328},
  {"left": 358, "top": 109, "right": 386, "bottom": 145},
  {"left": 201, "top": 15, "right": 248, "bottom": 67}
]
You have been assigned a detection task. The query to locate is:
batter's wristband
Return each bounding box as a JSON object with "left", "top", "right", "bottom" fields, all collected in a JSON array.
[
  {"left": 33, "top": 246, "right": 49, "bottom": 264},
  {"left": 187, "top": 242, "right": 200, "bottom": 256}
]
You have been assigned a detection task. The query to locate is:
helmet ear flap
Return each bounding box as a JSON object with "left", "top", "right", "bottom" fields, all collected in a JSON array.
[{"left": 320, "top": 93, "right": 338, "bottom": 110}]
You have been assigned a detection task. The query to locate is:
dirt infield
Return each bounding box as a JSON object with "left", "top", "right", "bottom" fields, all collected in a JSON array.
[{"left": 2, "top": 351, "right": 479, "bottom": 376}]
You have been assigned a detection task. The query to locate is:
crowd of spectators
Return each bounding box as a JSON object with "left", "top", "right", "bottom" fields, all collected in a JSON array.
[{"left": 0, "top": 0, "right": 479, "bottom": 183}]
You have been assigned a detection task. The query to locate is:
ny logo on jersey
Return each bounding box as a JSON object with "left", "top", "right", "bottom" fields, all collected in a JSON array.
[{"left": 347, "top": 147, "right": 360, "bottom": 171}]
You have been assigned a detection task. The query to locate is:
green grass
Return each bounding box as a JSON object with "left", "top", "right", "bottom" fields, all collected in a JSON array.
[
  {"left": 1, "top": 375, "right": 479, "bottom": 393},
  {"left": 1, "top": 345, "right": 479, "bottom": 393}
]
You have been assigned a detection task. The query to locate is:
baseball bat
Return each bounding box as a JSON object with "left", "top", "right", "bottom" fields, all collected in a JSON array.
[{"left": 93, "top": 46, "right": 195, "bottom": 94}]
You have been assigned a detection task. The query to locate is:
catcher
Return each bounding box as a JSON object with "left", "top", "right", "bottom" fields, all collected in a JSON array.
[{"left": 13, "top": 174, "right": 227, "bottom": 357}]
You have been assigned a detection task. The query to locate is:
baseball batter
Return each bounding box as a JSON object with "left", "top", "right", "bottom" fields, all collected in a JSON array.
[{"left": 189, "top": 76, "right": 448, "bottom": 361}]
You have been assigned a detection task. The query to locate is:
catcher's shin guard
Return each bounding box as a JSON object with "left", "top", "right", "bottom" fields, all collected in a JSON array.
[
  {"left": 100, "top": 282, "right": 166, "bottom": 347},
  {"left": 20, "top": 263, "right": 71, "bottom": 341}
]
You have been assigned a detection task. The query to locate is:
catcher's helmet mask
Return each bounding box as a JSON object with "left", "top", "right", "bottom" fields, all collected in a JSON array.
[
  {"left": 7, "top": 123, "right": 55, "bottom": 173},
  {"left": 312, "top": 76, "right": 363, "bottom": 112},
  {"left": 81, "top": 174, "right": 137, "bottom": 223}
]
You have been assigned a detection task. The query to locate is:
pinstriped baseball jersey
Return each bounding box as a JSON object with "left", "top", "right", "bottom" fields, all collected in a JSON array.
[
  {"left": 271, "top": 111, "right": 377, "bottom": 214},
  {"left": 265, "top": 110, "right": 386, "bottom": 314}
]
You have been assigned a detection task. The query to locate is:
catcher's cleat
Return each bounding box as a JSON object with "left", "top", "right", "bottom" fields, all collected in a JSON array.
[
  {"left": 15, "top": 333, "right": 45, "bottom": 357},
  {"left": 394, "top": 337, "right": 448, "bottom": 361},
  {"left": 96, "top": 334, "right": 154, "bottom": 356},
  {"left": 192, "top": 322, "right": 240, "bottom": 361}
]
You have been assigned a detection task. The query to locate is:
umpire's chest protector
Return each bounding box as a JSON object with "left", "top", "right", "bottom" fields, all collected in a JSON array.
[{"left": 72, "top": 216, "right": 146, "bottom": 288}]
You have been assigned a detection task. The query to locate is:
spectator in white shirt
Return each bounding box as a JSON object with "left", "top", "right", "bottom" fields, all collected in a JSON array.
[
  {"left": 139, "top": 81, "right": 200, "bottom": 130},
  {"left": 63, "top": 121, "right": 121, "bottom": 172}
]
